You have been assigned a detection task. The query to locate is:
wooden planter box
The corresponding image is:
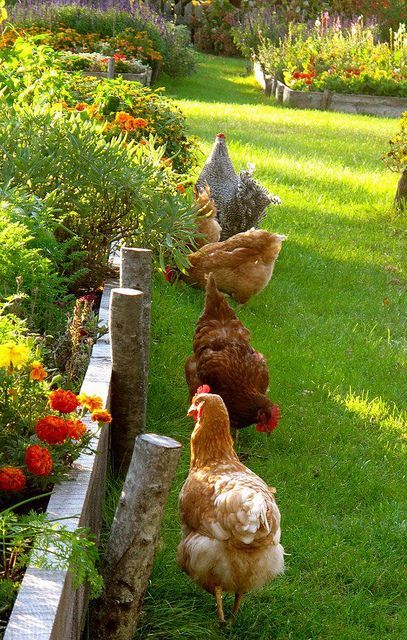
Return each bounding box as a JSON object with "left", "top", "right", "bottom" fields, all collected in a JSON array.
[
  {"left": 79, "top": 69, "right": 152, "bottom": 86},
  {"left": 254, "top": 61, "right": 407, "bottom": 118},
  {"left": 4, "top": 277, "right": 117, "bottom": 640}
]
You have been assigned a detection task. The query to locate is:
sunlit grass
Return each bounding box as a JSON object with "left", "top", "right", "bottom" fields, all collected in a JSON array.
[{"left": 116, "top": 54, "right": 407, "bottom": 640}]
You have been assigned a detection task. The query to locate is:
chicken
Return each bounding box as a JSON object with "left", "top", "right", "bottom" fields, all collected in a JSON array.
[
  {"left": 196, "top": 133, "right": 281, "bottom": 240},
  {"left": 185, "top": 273, "right": 281, "bottom": 434},
  {"left": 186, "top": 228, "right": 286, "bottom": 304},
  {"left": 177, "top": 390, "right": 284, "bottom": 623},
  {"left": 194, "top": 184, "right": 221, "bottom": 247}
]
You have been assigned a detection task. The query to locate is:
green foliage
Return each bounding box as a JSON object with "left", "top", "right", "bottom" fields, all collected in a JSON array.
[
  {"left": 0, "top": 107, "right": 199, "bottom": 288},
  {"left": 383, "top": 110, "right": 407, "bottom": 173},
  {"left": 0, "top": 497, "right": 103, "bottom": 620},
  {"left": 0, "top": 203, "right": 71, "bottom": 333},
  {"left": 0, "top": 37, "right": 199, "bottom": 174},
  {"left": 191, "top": 0, "right": 240, "bottom": 56},
  {"left": 257, "top": 18, "right": 407, "bottom": 97}
]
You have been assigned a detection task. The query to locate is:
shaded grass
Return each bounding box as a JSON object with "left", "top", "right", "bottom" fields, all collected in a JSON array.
[{"left": 104, "top": 53, "right": 407, "bottom": 639}]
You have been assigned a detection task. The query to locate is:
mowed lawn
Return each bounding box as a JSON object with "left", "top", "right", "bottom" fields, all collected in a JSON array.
[{"left": 133, "top": 55, "right": 406, "bottom": 639}]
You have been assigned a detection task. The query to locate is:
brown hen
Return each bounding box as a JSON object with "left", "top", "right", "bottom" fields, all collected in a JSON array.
[
  {"left": 186, "top": 228, "right": 286, "bottom": 304},
  {"left": 185, "top": 273, "right": 281, "bottom": 434},
  {"left": 194, "top": 184, "right": 221, "bottom": 247},
  {"left": 177, "top": 391, "right": 284, "bottom": 623}
]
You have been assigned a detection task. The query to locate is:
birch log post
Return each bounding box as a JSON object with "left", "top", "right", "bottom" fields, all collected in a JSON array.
[
  {"left": 107, "top": 56, "right": 115, "bottom": 78},
  {"left": 110, "top": 287, "right": 146, "bottom": 471},
  {"left": 92, "top": 433, "right": 182, "bottom": 640},
  {"left": 120, "top": 247, "right": 152, "bottom": 372}
]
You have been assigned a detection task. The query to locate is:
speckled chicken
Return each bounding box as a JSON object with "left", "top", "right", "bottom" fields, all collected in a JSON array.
[
  {"left": 177, "top": 389, "right": 284, "bottom": 623},
  {"left": 196, "top": 133, "right": 281, "bottom": 240}
]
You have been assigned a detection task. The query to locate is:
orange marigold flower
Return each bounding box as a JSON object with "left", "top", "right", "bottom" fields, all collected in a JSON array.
[
  {"left": 0, "top": 467, "right": 26, "bottom": 492},
  {"left": 116, "top": 111, "right": 131, "bottom": 124},
  {"left": 91, "top": 410, "right": 112, "bottom": 424},
  {"left": 66, "top": 418, "right": 87, "bottom": 440},
  {"left": 75, "top": 102, "right": 87, "bottom": 111},
  {"left": 25, "top": 445, "right": 53, "bottom": 476},
  {"left": 30, "top": 361, "right": 47, "bottom": 382},
  {"left": 176, "top": 184, "right": 186, "bottom": 193},
  {"left": 35, "top": 415, "right": 69, "bottom": 444},
  {"left": 133, "top": 118, "right": 148, "bottom": 128},
  {"left": 49, "top": 388, "right": 79, "bottom": 414},
  {"left": 76, "top": 393, "right": 103, "bottom": 412}
]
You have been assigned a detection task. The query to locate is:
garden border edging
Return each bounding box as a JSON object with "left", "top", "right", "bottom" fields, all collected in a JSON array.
[
  {"left": 254, "top": 61, "right": 407, "bottom": 118},
  {"left": 4, "top": 276, "right": 117, "bottom": 640}
]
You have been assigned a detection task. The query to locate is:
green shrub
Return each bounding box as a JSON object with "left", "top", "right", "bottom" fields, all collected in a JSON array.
[
  {"left": 0, "top": 107, "right": 199, "bottom": 288},
  {"left": 0, "top": 207, "right": 71, "bottom": 333},
  {"left": 0, "top": 38, "right": 199, "bottom": 173}
]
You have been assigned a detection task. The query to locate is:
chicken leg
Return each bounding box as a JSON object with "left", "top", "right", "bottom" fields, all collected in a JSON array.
[
  {"left": 214, "top": 586, "right": 225, "bottom": 624},
  {"left": 231, "top": 593, "right": 244, "bottom": 619}
]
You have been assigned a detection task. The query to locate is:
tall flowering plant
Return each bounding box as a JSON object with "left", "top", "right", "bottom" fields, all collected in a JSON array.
[{"left": 0, "top": 341, "right": 111, "bottom": 499}]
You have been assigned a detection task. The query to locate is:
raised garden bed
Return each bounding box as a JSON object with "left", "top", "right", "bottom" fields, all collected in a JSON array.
[
  {"left": 254, "top": 61, "right": 407, "bottom": 118},
  {"left": 3, "top": 276, "right": 116, "bottom": 640},
  {"left": 81, "top": 69, "right": 152, "bottom": 86}
]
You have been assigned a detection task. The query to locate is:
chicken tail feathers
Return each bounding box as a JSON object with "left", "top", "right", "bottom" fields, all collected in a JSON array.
[{"left": 204, "top": 273, "right": 236, "bottom": 321}]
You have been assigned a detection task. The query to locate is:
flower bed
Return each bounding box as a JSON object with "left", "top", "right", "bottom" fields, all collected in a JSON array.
[
  {"left": 253, "top": 15, "right": 407, "bottom": 101},
  {"left": 3, "top": 275, "right": 116, "bottom": 640},
  {"left": 254, "top": 61, "right": 407, "bottom": 117}
]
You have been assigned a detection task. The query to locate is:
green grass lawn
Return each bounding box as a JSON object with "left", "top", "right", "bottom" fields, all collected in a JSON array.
[{"left": 133, "top": 54, "right": 406, "bottom": 639}]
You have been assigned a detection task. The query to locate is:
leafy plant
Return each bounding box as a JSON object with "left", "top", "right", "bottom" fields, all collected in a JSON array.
[{"left": 0, "top": 496, "right": 103, "bottom": 622}]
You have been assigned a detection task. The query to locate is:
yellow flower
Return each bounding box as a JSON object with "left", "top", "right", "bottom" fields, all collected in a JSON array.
[
  {"left": 0, "top": 343, "right": 30, "bottom": 370},
  {"left": 77, "top": 392, "right": 104, "bottom": 412}
]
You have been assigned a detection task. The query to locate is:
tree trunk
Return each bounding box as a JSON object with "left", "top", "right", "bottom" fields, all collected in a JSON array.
[
  {"left": 91, "top": 433, "right": 182, "bottom": 640},
  {"left": 395, "top": 170, "right": 407, "bottom": 208},
  {"left": 110, "top": 287, "right": 147, "bottom": 472}
]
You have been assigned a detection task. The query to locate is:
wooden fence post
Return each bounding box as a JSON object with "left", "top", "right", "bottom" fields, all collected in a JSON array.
[
  {"left": 110, "top": 287, "right": 146, "bottom": 472},
  {"left": 91, "top": 433, "right": 182, "bottom": 640},
  {"left": 107, "top": 56, "right": 115, "bottom": 78},
  {"left": 120, "top": 247, "right": 153, "bottom": 375}
]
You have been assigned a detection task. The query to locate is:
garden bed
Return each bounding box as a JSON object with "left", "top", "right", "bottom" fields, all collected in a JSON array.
[
  {"left": 79, "top": 68, "right": 152, "bottom": 86},
  {"left": 3, "top": 276, "right": 116, "bottom": 640},
  {"left": 254, "top": 62, "right": 407, "bottom": 118}
]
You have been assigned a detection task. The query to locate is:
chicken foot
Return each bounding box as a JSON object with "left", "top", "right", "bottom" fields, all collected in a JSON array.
[{"left": 214, "top": 586, "right": 226, "bottom": 624}]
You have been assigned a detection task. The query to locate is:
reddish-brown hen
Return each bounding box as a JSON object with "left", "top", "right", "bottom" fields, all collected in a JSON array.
[
  {"left": 185, "top": 273, "right": 281, "bottom": 434},
  {"left": 177, "top": 391, "right": 284, "bottom": 623}
]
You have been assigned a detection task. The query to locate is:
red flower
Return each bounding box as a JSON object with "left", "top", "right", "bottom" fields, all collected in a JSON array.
[
  {"left": 25, "top": 445, "right": 53, "bottom": 476},
  {"left": 0, "top": 467, "right": 26, "bottom": 492},
  {"left": 66, "top": 419, "right": 87, "bottom": 440},
  {"left": 49, "top": 389, "right": 79, "bottom": 414},
  {"left": 35, "top": 415, "right": 69, "bottom": 444}
]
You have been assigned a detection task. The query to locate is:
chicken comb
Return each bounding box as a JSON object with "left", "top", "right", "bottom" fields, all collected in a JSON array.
[
  {"left": 196, "top": 384, "right": 211, "bottom": 395},
  {"left": 216, "top": 133, "right": 226, "bottom": 139}
]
